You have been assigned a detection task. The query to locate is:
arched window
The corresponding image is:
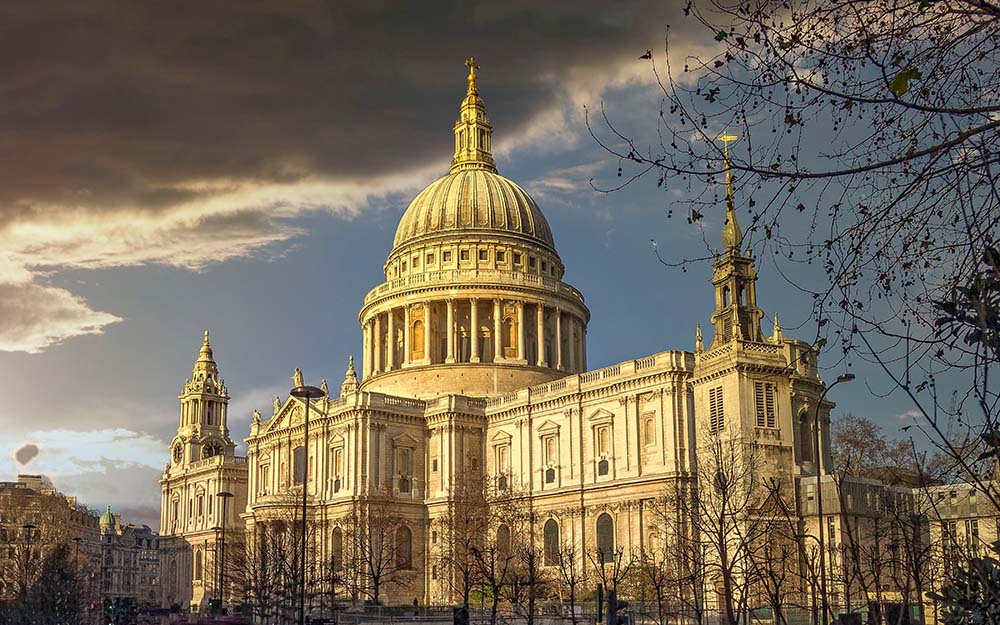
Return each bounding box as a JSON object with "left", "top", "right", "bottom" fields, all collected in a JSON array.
[
  {"left": 194, "top": 549, "right": 203, "bottom": 581},
  {"left": 496, "top": 524, "right": 511, "bottom": 556},
  {"left": 332, "top": 527, "right": 344, "bottom": 569},
  {"left": 412, "top": 320, "right": 425, "bottom": 358},
  {"left": 543, "top": 519, "right": 559, "bottom": 566},
  {"left": 596, "top": 513, "right": 614, "bottom": 563},
  {"left": 396, "top": 526, "right": 413, "bottom": 569},
  {"left": 722, "top": 286, "right": 731, "bottom": 307}
]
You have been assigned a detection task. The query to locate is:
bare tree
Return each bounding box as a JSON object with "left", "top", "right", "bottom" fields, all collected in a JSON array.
[
  {"left": 592, "top": 0, "right": 1000, "bottom": 512},
  {"left": 555, "top": 538, "right": 588, "bottom": 625},
  {"left": 437, "top": 459, "right": 489, "bottom": 608},
  {"left": 342, "top": 492, "right": 418, "bottom": 606}
]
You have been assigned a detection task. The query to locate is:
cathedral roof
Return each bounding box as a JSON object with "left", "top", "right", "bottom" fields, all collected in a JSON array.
[
  {"left": 391, "top": 58, "right": 555, "bottom": 254},
  {"left": 393, "top": 169, "right": 554, "bottom": 251}
]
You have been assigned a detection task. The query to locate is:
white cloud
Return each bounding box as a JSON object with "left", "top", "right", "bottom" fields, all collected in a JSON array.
[
  {"left": 0, "top": 277, "right": 122, "bottom": 353},
  {"left": 895, "top": 409, "right": 924, "bottom": 421},
  {"left": 1, "top": 428, "right": 169, "bottom": 527}
]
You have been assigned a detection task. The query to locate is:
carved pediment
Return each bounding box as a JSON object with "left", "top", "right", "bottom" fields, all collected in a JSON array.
[
  {"left": 588, "top": 408, "right": 614, "bottom": 426},
  {"left": 537, "top": 419, "right": 561, "bottom": 435},
  {"left": 328, "top": 431, "right": 346, "bottom": 447},
  {"left": 491, "top": 429, "right": 513, "bottom": 444},
  {"left": 264, "top": 398, "right": 308, "bottom": 434},
  {"left": 392, "top": 432, "right": 420, "bottom": 448}
]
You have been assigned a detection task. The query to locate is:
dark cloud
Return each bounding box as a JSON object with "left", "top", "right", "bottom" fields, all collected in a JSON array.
[{"left": 0, "top": 1, "right": 677, "bottom": 218}]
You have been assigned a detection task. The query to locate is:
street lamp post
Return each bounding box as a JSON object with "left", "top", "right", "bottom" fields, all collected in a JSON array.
[
  {"left": 813, "top": 372, "right": 855, "bottom": 625},
  {"left": 290, "top": 382, "right": 325, "bottom": 625},
  {"left": 216, "top": 491, "right": 234, "bottom": 613}
]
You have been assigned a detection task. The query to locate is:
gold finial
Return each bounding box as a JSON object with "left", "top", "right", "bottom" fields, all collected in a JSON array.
[
  {"left": 718, "top": 133, "right": 743, "bottom": 252},
  {"left": 719, "top": 133, "right": 738, "bottom": 200},
  {"left": 465, "top": 57, "right": 480, "bottom": 95}
]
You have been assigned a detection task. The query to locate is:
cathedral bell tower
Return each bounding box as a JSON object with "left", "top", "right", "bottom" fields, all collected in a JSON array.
[
  {"left": 160, "top": 331, "right": 248, "bottom": 613},
  {"left": 171, "top": 331, "right": 235, "bottom": 466},
  {"left": 708, "top": 135, "right": 765, "bottom": 347}
]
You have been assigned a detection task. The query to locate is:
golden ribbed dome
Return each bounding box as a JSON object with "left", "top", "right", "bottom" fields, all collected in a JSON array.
[{"left": 393, "top": 169, "right": 555, "bottom": 250}]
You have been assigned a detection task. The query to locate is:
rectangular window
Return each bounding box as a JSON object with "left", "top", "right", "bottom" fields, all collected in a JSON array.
[
  {"left": 496, "top": 445, "right": 509, "bottom": 473},
  {"left": 827, "top": 517, "right": 837, "bottom": 549},
  {"left": 529, "top": 257, "right": 536, "bottom": 268},
  {"left": 397, "top": 447, "right": 413, "bottom": 476},
  {"left": 544, "top": 435, "right": 557, "bottom": 466},
  {"left": 643, "top": 415, "right": 655, "bottom": 446},
  {"left": 426, "top": 253, "right": 435, "bottom": 265},
  {"left": 293, "top": 446, "right": 306, "bottom": 485},
  {"left": 541, "top": 261, "right": 548, "bottom": 272},
  {"left": 412, "top": 255, "right": 420, "bottom": 268},
  {"left": 460, "top": 249, "right": 470, "bottom": 261},
  {"left": 479, "top": 249, "right": 488, "bottom": 261},
  {"left": 967, "top": 519, "right": 980, "bottom": 556},
  {"left": 401, "top": 261, "right": 407, "bottom": 272},
  {"left": 497, "top": 250, "right": 506, "bottom": 262},
  {"left": 443, "top": 250, "right": 452, "bottom": 262},
  {"left": 513, "top": 252, "right": 522, "bottom": 264},
  {"left": 596, "top": 426, "right": 610, "bottom": 457},
  {"left": 754, "top": 381, "right": 777, "bottom": 428},
  {"left": 709, "top": 386, "right": 725, "bottom": 432},
  {"left": 431, "top": 457, "right": 438, "bottom": 472}
]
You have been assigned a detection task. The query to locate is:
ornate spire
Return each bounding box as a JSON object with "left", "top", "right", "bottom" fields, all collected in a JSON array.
[
  {"left": 719, "top": 134, "right": 743, "bottom": 254},
  {"left": 695, "top": 324, "right": 704, "bottom": 353},
  {"left": 450, "top": 57, "right": 497, "bottom": 174},
  {"left": 191, "top": 329, "right": 218, "bottom": 378},
  {"left": 341, "top": 355, "right": 360, "bottom": 395},
  {"left": 771, "top": 314, "right": 783, "bottom": 343}
]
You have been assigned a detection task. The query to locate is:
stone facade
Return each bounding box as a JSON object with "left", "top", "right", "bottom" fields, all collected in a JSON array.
[
  {"left": 98, "top": 507, "right": 161, "bottom": 607},
  {"left": 160, "top": 60, "right": 999, "bottom": 620}
]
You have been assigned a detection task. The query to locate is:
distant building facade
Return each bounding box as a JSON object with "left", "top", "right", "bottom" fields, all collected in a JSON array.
[
  {"left": 0, "top": 475, "right": 100, "bottom": 601},
  {"left": 98, "top": 506, "right": 161, "bottom": 608}
]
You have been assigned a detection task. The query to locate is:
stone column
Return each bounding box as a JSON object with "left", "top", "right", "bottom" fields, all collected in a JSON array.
[
  {"left": 567, "top": 316, "right": 576, "bottom": 372},
  {"left": 536, "top": 304, "right": 547, "bottom": 367},
  {"left": 555, "top": 308, "right": 564, "bottom": 370},
  {"left": 423, "top": 303, "right": 432, "bottom": 364},
  {"left": 403, "top": 305, "right": 411, "bottom": 366},
  {"left": 516, "top": 301, "right": 526, "bottom": 361},
  {"left": 470, "top": 298, "right": 480, "bottom": 363},
  {"left": 386, "top": 307, "right": 395, "bottom": 371},
  {"left": 446, "top": 299, "right": 456, "bottom": 363},
  {"left": 493, "top": 298, "right": 503, "bottom": 361},
  {"left": 581, "top": 323, "right": 587, "bottom": 372},
  {"left": 362, "top": 322, "right": 370, "bottom": 378},
  {"left": 373, "top": 313, "right": 383, "bottom": 374}
]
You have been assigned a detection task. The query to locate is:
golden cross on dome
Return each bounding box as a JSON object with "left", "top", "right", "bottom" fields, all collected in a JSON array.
[{"left": 465, "top": 56, "right": 480, "bottom": 94}]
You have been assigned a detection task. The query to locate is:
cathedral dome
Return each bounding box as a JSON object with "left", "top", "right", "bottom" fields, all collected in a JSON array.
[
  {"left": 392, "top": 169, "right": 555, "bottom": 252},
  {"left": 358, "top": 59, "right": 589, "bottom": 399}
]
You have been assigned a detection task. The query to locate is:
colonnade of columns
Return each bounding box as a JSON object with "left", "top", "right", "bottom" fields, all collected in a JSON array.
[{"left": 361, "top": 297, "right": 586, "bottom": 379}]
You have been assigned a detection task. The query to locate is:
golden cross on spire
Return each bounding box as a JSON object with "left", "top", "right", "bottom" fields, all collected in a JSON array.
[
  {"left": 718, "top": 133, "right": 738, "bottom": 200},
  {"left": 465, "top": 56, "right": 480, "bottom": 95}
]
